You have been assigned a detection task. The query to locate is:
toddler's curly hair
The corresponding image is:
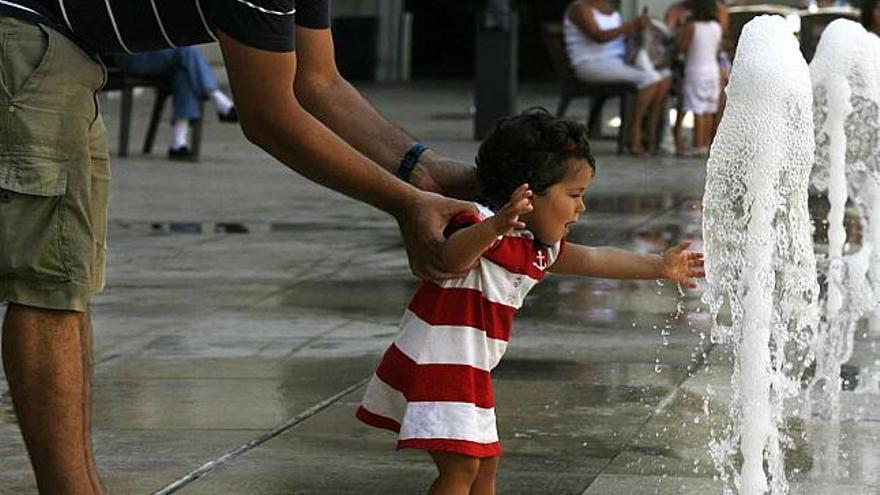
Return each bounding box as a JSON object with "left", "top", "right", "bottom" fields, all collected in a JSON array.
[{"left": 476, "top": 108, "right": 595, "bottom": 210}]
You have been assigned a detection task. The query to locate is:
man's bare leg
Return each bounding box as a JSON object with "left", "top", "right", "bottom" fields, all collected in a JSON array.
[
  {"left": 2, "top": 303, "right": 104, "bottom": 495},
  {"left": 82, "top": 314, "right": 103, "bottom": 493}
]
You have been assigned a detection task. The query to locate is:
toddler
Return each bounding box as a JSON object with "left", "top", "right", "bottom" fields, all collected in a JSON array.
[{"left": 357, "top": 108, "right": 704, "bottom": 495}]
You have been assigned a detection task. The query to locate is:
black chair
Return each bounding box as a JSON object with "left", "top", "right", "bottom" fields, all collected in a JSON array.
[
  {"left": 799, "top": 7, "right": 860, "bottom": 63},
  {"left": 101, "top": 56, "right": 204, "bottom": 159},
  {"left": 539, "top": 22, "right": 636, "bottom": 155},
  {"left": 726, "top": 5, "right": 797, "bottom": 59}
]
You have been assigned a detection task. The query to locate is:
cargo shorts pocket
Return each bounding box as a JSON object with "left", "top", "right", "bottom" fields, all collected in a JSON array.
[
  {"left": 0, "top": 157, "right": 71, "bottom": 282},
  {"left": 0, "top": 17, "right": 51, "bottom": 100}
]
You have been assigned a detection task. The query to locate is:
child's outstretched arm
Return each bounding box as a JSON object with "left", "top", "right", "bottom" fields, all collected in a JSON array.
[
  {"left": 440, "top": 184, "right": 534, "bottom": 273},
  {"left": 549, "top": 241, "right": 705, "bottom": 288}
]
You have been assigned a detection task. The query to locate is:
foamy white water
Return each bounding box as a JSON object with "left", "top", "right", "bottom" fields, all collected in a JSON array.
[
  {"left": 809, "top": 19, "right": 880, "bottom": 416},
  {"left": 702, "top": 16, "right": 818, "bottom": 495}
]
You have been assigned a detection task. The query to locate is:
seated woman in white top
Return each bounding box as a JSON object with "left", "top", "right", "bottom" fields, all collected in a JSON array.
[{"left": 565, "top": 0, "right": 673, "bottom": 155}]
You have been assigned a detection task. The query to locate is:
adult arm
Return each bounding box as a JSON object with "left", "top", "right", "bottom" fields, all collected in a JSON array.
[
  {"left": 717, "top": 1, "right": 730, "bottom": 33},
  {"left": 568, "top": 0, "right": 645, "bottom": 44},
  {"left": 678, "top": 21, "right": 695, "bottom": 53},
  {"left": 292, "top": 27, "right": 480, "bottom": 200},
  {"left": 549, "top": 241, "right": 704, "bottom": 288},
  {"left": 216, "top": 31, "right": 474, "bottom": 279},
  {"left": 664, "top": 3, "right": 684, "bottom": 29}
]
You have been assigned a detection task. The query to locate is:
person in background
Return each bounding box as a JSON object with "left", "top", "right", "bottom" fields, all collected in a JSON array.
[
  {"left": 667, "top": 0, "right": 729, "bottom": 155},
  {"left": 678, "top": 0, "right": 723, "bottom": 157},
  {"left": 665, "top": 0, "right": 692, "bottom": 155},
  {"left": 117, "top": 47, "right": 239, "bottom": 160},
  {"left": 564, "top": 0, "right": 673, "bottom": 155},
  {"left": 712, "top": 1, "right": 731, "bottom": 139}
]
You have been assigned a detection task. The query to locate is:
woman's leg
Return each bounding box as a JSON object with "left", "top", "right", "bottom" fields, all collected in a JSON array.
[
  {"left": 428, "top": 452, "right": 480, "bottom": 495},
  {"left": 469, "top": 457, "right": 499, "bottom": 495},
  {"left": 631, "top": 83, "right": 659, "bottom": 155},
  {"left": 693, "top": 113, "right": 706, "bottom": 150},
  {"left": 705, "top": 112, "right": 718, "bottom": 148},
  {"left": 571, "top": 59, "right": 659, "bottom": 154},
  {"left": 171, "top": 68, "right": 202, "bottom": 122},
  {"left": 646, "top": 78, "right": 672, "bottom": 152},
  {"left": 175, "top": 46, "right": 219, "bottom": 97},
  {"left": 674, "top": 100, "right": 686, "bottom": 155}
]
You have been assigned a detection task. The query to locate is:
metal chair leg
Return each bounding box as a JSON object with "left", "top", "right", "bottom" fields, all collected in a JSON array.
[
  {"left": 119, "top": 87, "right": 132, "bottom": 157},
  {"left": 587, "top": 95, "right": 608, "bottom": 139},
  {"left": 617, "top": 92, "right": 634, "bottom": 155},
  {"left": 556, "top": 92, "right": 572, "bottom": 116},
  {"left": 143, "top": 89, "right": 168, "bottom": 155},
  {"left": 190, "top": 118, "right": 203, "bottom": 161}
]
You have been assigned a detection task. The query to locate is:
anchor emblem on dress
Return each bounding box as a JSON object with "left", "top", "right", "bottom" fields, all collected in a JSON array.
[{"left": 533, "top": 251, "right": 548, "bottom": 270}]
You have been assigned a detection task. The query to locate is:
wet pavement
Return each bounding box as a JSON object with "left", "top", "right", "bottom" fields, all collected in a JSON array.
[{"left": 1, "top": 82, "right": 879, "bottom": 494}]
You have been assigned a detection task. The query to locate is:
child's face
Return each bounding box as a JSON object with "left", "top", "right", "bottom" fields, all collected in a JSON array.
[{"left": 522, "top": 159, "right": 593, "bottom": 245}]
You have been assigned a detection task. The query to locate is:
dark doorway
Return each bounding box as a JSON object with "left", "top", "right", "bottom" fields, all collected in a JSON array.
[
  {"left": 406, "top": 0, "right": 478, "bottom": 79},
  {"left": 405, "top": 0, "right": 575, "bottom": 81}
]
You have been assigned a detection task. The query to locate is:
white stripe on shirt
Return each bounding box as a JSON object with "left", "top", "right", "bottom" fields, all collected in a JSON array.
[
  {"left": 230, "top": 0, "right": 295, "bottom": 16},
  {"left": 360, "top": 376, "right": 499, "bottom": 444},
  {"left": 394, "top": 310, "right": 508, "bottom": 371},
  {"left": 0, "top": 0, "right": 39, "bottom": 16},
  {"left": 400, "top": 401, "right": 498, "bottom": 444},
  {"left": 440, "top": 257, "right": 540, "bottom": 310},
  {"left": 193, "top": 0, "right": 217, "bottom": 42},
  {"left": 102, "top": 0, "right": 131, "bottom": 53},
  {"left": 56, "top": 0, "right": 73, "bottom": 32},
  {"left": 361, "top": 375, "right": 408, "bottom": 423},
  {"left": 150, "top": 0, "right": 176, "bottom": 48}
]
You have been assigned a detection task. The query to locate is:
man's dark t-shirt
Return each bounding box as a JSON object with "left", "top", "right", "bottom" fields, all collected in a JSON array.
[{"left": 0, "top": 0, "right": 330, "bottom": 54}]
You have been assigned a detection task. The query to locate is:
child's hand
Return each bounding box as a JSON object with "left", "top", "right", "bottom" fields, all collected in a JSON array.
[
  {"left": 490, "top": 184, "right": 533, "bottom": 235},
  {"left": 660, "top": 241, "right": 705, "bottom": 289}
]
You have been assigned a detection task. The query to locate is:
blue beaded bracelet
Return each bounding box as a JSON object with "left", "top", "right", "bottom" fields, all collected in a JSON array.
[{"left": 396, "top": 143, "right": 428, "bottom": 182}]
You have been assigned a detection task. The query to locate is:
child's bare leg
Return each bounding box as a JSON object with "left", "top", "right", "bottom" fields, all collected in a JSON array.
[
  {"left": 428, "top": 452, "right": 480, "bottom": 495},
  {"left": 469, "top": 456, "right": 499, "bottom": 495}
]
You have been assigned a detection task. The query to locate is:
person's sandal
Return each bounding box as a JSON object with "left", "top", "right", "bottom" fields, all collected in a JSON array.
[
  {"left": 629, "top": 145, "right": 647, "bottom": 156},
  {"left": 168, "top": 146, "right": 197, "bottom": 161},
  {"left": 218, "top": 107, "right": 238, "bottom": 123}
]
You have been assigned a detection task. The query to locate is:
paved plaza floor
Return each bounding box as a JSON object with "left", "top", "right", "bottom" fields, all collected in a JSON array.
[{"left": 1, "top": 82, "right": 878, "bottom": 494}]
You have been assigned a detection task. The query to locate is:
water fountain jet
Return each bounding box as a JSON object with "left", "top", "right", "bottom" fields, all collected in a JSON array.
[{"left": 702, "top": 15, "right": 819, "bottom": 494}]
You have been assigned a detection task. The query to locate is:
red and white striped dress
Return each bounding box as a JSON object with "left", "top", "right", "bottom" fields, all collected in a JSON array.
[{"left": 356, "top": 205, "right": 564, "bottom": 458}]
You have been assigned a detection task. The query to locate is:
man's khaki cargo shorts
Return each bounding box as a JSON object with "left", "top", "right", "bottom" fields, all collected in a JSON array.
[{"left": 0, "top": 16, "right": 109, "bottom": 312}]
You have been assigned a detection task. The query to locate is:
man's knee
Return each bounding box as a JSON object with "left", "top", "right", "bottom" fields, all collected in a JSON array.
[{"left": 3, "top": 303, "right": 85, "bottom": 334}]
